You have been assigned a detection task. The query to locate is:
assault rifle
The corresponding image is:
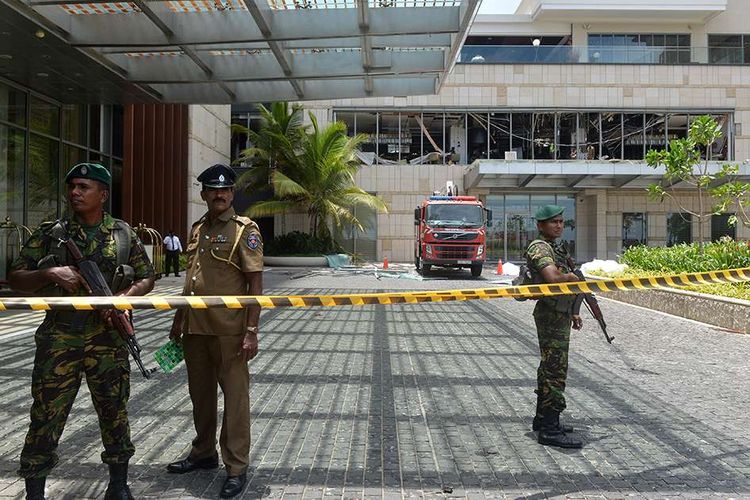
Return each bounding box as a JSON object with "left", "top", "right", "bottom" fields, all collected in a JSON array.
[
  {"left": 62, "top": 238, "right": 152, "bottom": 378},
  {"left": 568, "top": 257, "right": 614, "bottom": 344}
]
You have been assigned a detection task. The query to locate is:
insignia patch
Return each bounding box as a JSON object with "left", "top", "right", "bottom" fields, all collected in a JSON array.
[
  {"left": 246, "top": 233, "right": 260, "bottom": 250},
  {"left": 219, "top": 174, "right": 225, "bottom": 182},
  {"left": 81, "top": 165, "right": 88, "bottom": 175}
]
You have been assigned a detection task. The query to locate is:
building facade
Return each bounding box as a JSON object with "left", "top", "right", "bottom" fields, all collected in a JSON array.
[{"left": 291, "top": 0, "right": 750, "bottom": 263}]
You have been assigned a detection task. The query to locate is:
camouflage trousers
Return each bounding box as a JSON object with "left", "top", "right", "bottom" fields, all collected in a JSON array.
[
  {"left": 533, "top": 303, "right": 572, "bottom": 415},
  {"left": 18, "top": 314, "right": 134, "bottom": 479}
]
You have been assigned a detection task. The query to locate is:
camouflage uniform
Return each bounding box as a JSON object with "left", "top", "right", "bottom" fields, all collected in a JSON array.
[
  {"left": 11, "top": 213, "right": 154, "bottom": 479},
  {"left": 525, "top": 236, "right": 576, "bottom": 416}
]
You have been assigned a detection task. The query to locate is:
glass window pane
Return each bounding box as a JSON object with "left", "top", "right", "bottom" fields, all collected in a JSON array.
[
  {"left": 711, "top": 213, "right": 736, "bottom": 241},
  {"left": 28, "top": 134, "right": 60, "bottom": 227},
  {"left": 511, "top": 113, "right": 533, "bottom": 160},
  {"left": 401, "top": 113, "right": 422, "bottom": 164},
  {"left": 533, "top": 113, "right": 555, "bottom": 159},
  {"left": 601, "top": 113, "right": 622, "bottom": 160},
  {"left": 336, "top": 111, "right": 357, "bottom": 137},
  {"left": 29, "top": 96, "right": 59, "bottom": 136},
  {"left": 667, "top": 213, "right": 691, "bottom": 246},
  {"left": 623, "top": 212, "right": 647, "bottom": 248},
  {"left": 556, "top": 194, "right": 576, "bottom": 259},
  {"left": 467, "top": 113, "right": 488, "bottom": 162},
  {"left": 623, "top": 113, "right": 644, "bottom": 159},
  {"left": 354, "top": 112, "right": 377, "bottom": 165},
  {"left": 0, "top": 83, "right": 26, "bottom": 126},
  {"left": 421, "top": 113, "right": 445, "bottom": 163},
  {"left": 580, "top": 113, "right": 600, "bottom": 159},
  {"left": 484, "top": 195, "right": 504, "bottom": 261},
  {"left": 377, "top": 112, "right": 401, "bottom": 163},
  {"left": 505, "top": 194, "right": 531, "bottom": 261},
  {"left": 445, "top": 112, "right": 464, "bottom": 164},
  {"left": 89, "top": 105, "right": 102, "bottom": 151},
  {"left": 710, "top": 113, "right": 730, "bottom": 160},
  {"left": 62, "top": 104, "right": 87, "bottom": 145},
  {"left": 0, "top": 125, "right": 25, "bottom": 223},
  {"left": 113, "top": 105, "right": 124, "bottom": 158},
  {"left": 644, "top": 113, "right": 667, "bottom": 151},
  {"left": 557, "top": 113, "right": 578, "bottom": 160},
  {"left": 489, "top": 113, "right": 511, "bottom": 160}
]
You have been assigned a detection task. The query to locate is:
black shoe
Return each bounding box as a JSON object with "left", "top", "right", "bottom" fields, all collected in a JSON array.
[
  {"left": 166, "top": 455, "right": 219, "bottom": 474},
  {"left": 537, "top": 410, "right": 582, "bottom": 449},
  {"left": 104, "top": 463, "right": 134, "bottom": 500},
  {"left": 538, "top": 428, "right": 583, "bottom": 449},
  {"left": 220, "top": 474, "right": 247, "bottom": 498},
  {"left": 532, "top": 415, "right": 573, "bottom": 433},
  {"left": 24, "top": 478, "right": 46, "bottom": 500}
]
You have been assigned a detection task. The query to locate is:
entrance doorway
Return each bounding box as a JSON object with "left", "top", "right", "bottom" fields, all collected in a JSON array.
[{"left": 485, "top": 194, "right": 576, "bottom": 263}]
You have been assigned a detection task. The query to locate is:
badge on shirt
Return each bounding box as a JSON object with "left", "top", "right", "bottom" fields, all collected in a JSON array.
[
  {"left": 211, "top": 234, "right": 228, "bottom": 243},
  {"left": 246, "top": 233, "right": 260, "bottom": 250}
]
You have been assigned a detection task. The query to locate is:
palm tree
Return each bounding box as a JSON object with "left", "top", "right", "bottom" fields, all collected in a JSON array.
[
  {"left": 239, "top": 108, "right": 387, "bottom": 243},
  {"left": 232, "top": 102, "right": 306, "bottom": 196}
]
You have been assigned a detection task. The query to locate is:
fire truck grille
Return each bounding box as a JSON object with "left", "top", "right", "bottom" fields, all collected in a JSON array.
[
  {"left": 434, "top": 232, "right": 475, "bottom": 241},
  {"left": 434, "top": 245, "right": 474, "bottom": 259}
]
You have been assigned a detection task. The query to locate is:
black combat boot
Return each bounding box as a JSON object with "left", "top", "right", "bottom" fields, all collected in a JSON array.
[
  {"left": 532, "top": 397, "right": 573, "bottom": 433},
  {"left": 24, "top": 477, "right": 46, "bottom": 500},
  {"left": 537, "top": 410, "right": 583, "bottom": 449},
  {"left": 103, "top": 463, "right": 134, "bottom": 500}
]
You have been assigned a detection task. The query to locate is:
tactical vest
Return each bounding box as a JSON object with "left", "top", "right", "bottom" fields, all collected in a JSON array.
[
  {"left": 525, "top": 239, "right": 577, "bottom": 314},
  {"left": 42, "top": 218, "right": 132, "bottom": 289}
]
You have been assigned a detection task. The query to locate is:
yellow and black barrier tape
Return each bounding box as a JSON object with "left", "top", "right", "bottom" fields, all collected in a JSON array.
[{"left": 1, "top": 267, "right": 749, "bottom": 312}]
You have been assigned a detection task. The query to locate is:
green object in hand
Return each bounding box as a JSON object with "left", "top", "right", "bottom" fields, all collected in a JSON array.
[{"left": 153, "top": 339, "right": 184, "bottom": 373}]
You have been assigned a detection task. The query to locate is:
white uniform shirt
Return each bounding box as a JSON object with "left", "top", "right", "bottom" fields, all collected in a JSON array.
[{"left": 163, "top": 234, "right": 183, "bottom": 252}]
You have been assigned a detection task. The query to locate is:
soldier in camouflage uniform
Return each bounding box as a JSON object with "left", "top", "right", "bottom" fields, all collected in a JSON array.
[
  {"left": 525, "top": 205, "right": 584, "bottom": 449},
  {"left": 9, "top": 163, "right": 155, "bottom": 500}
]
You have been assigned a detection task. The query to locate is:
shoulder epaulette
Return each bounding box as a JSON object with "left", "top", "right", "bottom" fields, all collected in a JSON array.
[{"left": 231, "top": 215, "right": 256, "bottom": 227}]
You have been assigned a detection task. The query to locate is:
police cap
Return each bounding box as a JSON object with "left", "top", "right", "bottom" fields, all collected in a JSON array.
[
  {"left": 64, "top": 163, "right": 111, "bottom": 187},
  {"left": 197, "top": 164, "right": 236, "bottom": 189},
  {"left": 534, "top": 204, "right": 565, "bottom": 221}
]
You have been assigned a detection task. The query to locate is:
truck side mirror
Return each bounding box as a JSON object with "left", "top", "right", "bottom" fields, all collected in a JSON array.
[
  {"left": 414, "top": 207, "right": 420, "bottom": 225},
  {"left": 485, "top": 209, "right": 493, "bottom": 223}
]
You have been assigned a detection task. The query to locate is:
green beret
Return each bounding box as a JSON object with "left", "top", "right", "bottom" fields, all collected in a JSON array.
[
  {"left": 64, "top": 163, "right": 111, "bottom": 186},
  {"left": 534, "top": 204, "right": 564, "bottom": 221}
]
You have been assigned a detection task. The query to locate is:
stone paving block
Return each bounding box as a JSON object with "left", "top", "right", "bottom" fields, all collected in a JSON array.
[{"left": 1, "top": 274, "right": 750, "bottom": 498}]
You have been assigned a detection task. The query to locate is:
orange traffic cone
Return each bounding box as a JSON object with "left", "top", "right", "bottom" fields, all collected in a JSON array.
[
  {"left": 496, "top": 259, "right": 503, "bottom": 275},
  {"left": 383, "top": 257, "right": 389, "bottom": 270}
]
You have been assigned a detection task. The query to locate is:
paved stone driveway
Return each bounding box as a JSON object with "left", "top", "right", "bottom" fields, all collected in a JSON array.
[{"left": 1, "top": 268, "right": 749, "bottom": 499}]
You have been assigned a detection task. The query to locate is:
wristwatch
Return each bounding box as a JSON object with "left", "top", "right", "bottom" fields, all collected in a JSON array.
[{"left": 245, "top": 326, "right": 259, "bottom": 334}]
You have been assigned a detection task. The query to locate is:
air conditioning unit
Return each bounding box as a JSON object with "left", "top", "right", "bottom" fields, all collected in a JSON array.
[{"left": 504, "top": 151, "right": 517, "bottom": 161}]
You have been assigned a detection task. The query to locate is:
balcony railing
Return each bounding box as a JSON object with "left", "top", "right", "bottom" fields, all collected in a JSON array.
[{"left": 459, "top": 45, "right": 748, "bottom": 65}]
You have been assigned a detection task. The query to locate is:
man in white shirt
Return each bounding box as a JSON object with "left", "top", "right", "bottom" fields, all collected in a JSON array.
[{"left": 163, "top": 230, "right": 183, "bottom": 277}]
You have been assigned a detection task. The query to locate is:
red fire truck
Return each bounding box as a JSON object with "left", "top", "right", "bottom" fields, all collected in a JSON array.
[{"left": 414, "top": 195, "right": 492, "bottom": 277}]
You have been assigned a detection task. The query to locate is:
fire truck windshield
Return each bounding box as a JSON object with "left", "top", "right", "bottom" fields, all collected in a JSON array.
[{"left": 426, "top": 204, "right": 484, "bottom": 227}]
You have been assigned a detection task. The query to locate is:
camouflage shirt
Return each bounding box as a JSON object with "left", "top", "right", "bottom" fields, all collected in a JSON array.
[
  {"left": 525, "top": 236, "right": 575, "bottom": 313},
  {"left": 11, "top": 212, "right": 154, "bottom": 297}
]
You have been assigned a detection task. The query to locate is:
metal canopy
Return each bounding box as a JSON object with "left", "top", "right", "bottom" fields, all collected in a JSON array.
[
  {"left": 465, "top": 160, "right": 750, "bottom": 191},
  {"left": 1, "top": 0, "right": 480, "bottom": 103}
]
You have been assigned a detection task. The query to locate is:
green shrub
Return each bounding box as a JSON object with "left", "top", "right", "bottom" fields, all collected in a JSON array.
[
  {"left": 621, "top": 239, "right": 750, "bottom": 273},
  {"left": 264, "top": 231, "right": 342, "bottom": 256}
]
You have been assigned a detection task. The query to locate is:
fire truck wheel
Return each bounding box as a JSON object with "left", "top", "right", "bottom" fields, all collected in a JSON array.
[{"left": 470, "top": 264, "right": 483, "bottom": 278}]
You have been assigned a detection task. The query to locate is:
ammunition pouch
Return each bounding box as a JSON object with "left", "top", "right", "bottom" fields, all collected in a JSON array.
[{"left": 112, "top": 264, "right": 135, "bottom": 294}]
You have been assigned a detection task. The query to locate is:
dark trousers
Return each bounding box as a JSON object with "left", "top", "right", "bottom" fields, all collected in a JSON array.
[{"left": 165, "top": 250, "right": 180, "bottom": 276}]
